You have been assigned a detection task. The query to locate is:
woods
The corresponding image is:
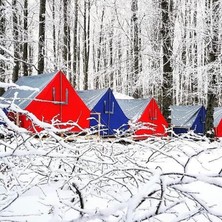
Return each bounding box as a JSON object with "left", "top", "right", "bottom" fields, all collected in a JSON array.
[
  {"left": 2, "top": 1, "right": 222, "bottom": 220},
  {"left": 0, "top": 0, "right": 221, "bottom": 129}
]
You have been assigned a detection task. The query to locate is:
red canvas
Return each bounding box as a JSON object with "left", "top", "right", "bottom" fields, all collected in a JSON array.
[
  {"left": 134, "top": 98, "right": 168, "bottom": 139},
  {"left": 8, "top": 71, "right": 90, "bottom": 133}
]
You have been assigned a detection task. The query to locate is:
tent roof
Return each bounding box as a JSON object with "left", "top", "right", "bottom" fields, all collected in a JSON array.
[
  {"left": 117, "top": 98, "right": 151, "bottom": 121},
  {"left": 2, "top": 71, "right": 57, "bottom": 109},
  {"left": 77, "top": 88, "right": 108, "bottom": 110},
  {"left": 213, "top": 107, "right": 222, "bottom": 127},
  {"left": 170, "top": 105, "right": 203, "bottom": 128}
]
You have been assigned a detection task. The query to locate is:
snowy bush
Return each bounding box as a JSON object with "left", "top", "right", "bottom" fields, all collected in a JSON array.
[{"left": 0, "top": 127, "right": 222, "bottom": 222}]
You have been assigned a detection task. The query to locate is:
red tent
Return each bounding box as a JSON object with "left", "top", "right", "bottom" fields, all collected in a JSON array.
[
  {"left": 2, "top": 71, "right": 90, "bottom": 133},
  {"left": 214, "top": 107, "right": 222, "bottom": 137},
  {"left": 117, "top": 98, "right": 168, "bottom": 139}
]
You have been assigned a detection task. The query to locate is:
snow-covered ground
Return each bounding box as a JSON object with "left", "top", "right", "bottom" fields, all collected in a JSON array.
[{"left": 0, "top": 132, "right": 222, "bottom": 222}]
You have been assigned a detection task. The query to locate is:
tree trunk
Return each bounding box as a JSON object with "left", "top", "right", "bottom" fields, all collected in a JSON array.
[
  {"left": 23, "top": 0, "right": 28, "bottom": 76},
  {"left": 38, "top": 0, "right": 46, "bottom": 74},
  {"left": 206, "top": 53, "right": 217, "bottom": 137},
  {"left": 95, "top": 7, "right": 104, "bottom": 89},
  {"left": 63, "top": 0, "right": 71, "bottom": 80},
  {"left": 12, "top": 0, "right": 19, "bottom": 82},
  {"left": 205, "top": 0, "right": 219, "bottom": 137},
  {"left": 0, "top": 0, "right": 5, "bottom": 95},
  {"left": 52, "top": 0, "right": 57, "bottom": 70},
  {"left": 161, "top": 0, "right": 173, "bottom": 122},
  {"left": 131, "top": 0, "right": 141, "bottom": 98},
  {"left": 83, "top": 0, "right": 90, "bottom": 90},
  {"left": 109, "top": 18, "right": 114, "bottom": 88},
  {"left": 73, "top": 0, "right": 78, "bottom": 87}
]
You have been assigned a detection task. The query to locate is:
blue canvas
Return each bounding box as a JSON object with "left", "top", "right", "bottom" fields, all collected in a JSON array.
[
  {"left": 173, "top": 127, "right": 189, "bottom": 134},
  {"left": 78, "top": 88, "right": 129, "bottom": 136},
  {"left": 171, "top": 105, "right": 206, "bottom": 135},
  {"left": 0, "top": 107, "right": 9, "bottom": 126},
  {"left": 191, "top": 106, "right": 206, "bottom": 134}
]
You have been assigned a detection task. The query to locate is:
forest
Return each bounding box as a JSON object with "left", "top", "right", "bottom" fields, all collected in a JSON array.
[{"left": 0, "top": 0, "right": 221, "bottom": 122}]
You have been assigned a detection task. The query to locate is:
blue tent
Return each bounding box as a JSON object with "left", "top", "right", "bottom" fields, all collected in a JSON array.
[
  {"left": 170, "top": 105, "right": 206, "bottom": 135},
  {"left": 77, "top": 88, "right": 129, "bottom": 136},
  {"left": 0, "top": 107, "right": 9, "bottom": 126}
]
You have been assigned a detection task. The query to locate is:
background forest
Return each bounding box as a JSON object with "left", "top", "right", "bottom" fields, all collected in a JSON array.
[{"left": 0, "top": 0, "right": 221, "bottom": 130}]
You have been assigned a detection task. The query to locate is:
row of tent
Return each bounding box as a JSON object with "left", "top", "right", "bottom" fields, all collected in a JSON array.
[{"left": 1, "top": 70, "right": 222, "bottom": 138}]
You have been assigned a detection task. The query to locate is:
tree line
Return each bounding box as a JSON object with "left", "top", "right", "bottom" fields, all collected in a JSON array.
[{"left": 0, "top": 0, "right": 221, "bottom": 134}]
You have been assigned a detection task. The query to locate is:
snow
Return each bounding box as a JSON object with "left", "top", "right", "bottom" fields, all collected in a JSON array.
[
  {"left": 0, "top": 133, "right": 222, "bottom": 221},
  {"left": 113, "top": 91, "right": 134, "bottom": 99},
  {"left": 0, "top": 81, "right": 39, "bottom": 92}
]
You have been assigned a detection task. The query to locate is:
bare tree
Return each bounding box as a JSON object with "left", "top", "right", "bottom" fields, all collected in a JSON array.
[
  {"left": 73, "top": 0, "right": 79, "bottom": 87},
  {"left": 83, "top": 0, "right": 90, "bottom": 90},
  {"left": 51, "top": 0, "right": 57, "bottom": 70},
  {"left": 12, "top": 0, "right": 20, "bottom": 82},
  {"left": 94, "top": 7, "right": 105, "bottom": 89},
  {"left": 0, "top": 0, "right": 6, "bottom": 95},
  {"left": 161, "top": 0, "right": 173, "bottom": 122},
  {"left": 108, "top": 18, "right": 114, "bottom": 88},
  {"left": 38, "top": 0, "right": 46, "bottom": 74},
  {"left": 205, "top": 0, "right": 220, "bottom": 137},
  {"left": 131, "top": 0, "right": 141, "bottom": 98},
  {"left": 23, "top": 0, "right": 28, "bottom": 76},
  {"left": 63, "top": 0, "right": 71, "bottom": 80}
]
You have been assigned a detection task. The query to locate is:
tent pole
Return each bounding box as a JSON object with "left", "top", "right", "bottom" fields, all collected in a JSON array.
[
  {"left": 16, "top": 113, "right": 20, "bottom": 126},
  {"left": 98, "top": 113, "right": 101, "bottom": 138},
  {"left": 91, "top": 112, "right": 101, "bottom": 139}
]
